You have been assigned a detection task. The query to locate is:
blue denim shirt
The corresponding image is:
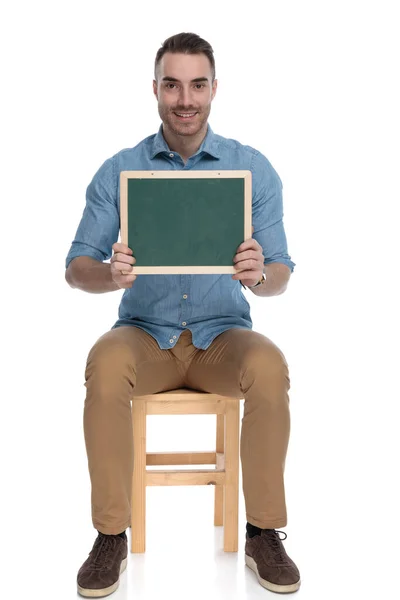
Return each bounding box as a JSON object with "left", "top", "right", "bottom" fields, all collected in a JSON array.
[{"left": 65, "top": 124, "right": 295, "bottom": 350}]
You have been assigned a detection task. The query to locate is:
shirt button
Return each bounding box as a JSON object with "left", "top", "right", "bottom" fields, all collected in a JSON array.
[
  {"left": 182, "top": 321, "right": 187, "bottom": 326},
  {"left": 169, "top": 339, "right": 173, "bottom": 343},
  {"left": 169, "top": 153, "right": 174, "bottom": 158},
  {"left": 183, "top": 294, "right": 188, "bottom": 299},
  {"left": 173, "top": 335, "right": 177, "bottom": 339}
]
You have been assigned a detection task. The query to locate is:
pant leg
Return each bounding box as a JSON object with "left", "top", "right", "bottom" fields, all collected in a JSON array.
[
  {"left": 83, "top": 326, "right": 185, "bottom": 534},
  {"left": 184, "top": 328, "right": 291, "bottom": 529}
]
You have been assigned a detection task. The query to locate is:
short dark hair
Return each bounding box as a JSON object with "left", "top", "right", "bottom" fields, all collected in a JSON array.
[{"left": 154, "top": 32, "right": 215, "bottom": 81}]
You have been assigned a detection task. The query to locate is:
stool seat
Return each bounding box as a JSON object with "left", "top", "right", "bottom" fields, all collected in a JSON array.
[{"left": 131, "top": 388, "right": 241, "bottom": 552}]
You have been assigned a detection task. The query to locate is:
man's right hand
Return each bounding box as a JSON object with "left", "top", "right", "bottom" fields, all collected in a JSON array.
[{"left": 110, "top": 242, "right": 137, "bottom": 289}]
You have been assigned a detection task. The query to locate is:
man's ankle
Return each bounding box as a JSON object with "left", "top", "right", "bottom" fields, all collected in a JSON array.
[
  {"left": 98, "top": 529, "right": 126, "bottom": 539},
  {"left": 246, "top": 522, "right": 274, "bottom": 538}
]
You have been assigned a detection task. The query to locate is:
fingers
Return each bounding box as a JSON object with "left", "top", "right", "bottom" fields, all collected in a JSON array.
[
  {"left": 111, "top": 243, "right": 135, "bottom": 270},
  {"left": 111, "top": 260, "right": 136, "bottom": 276},
  {"left": 116, "top": 275, "right": 137, "bottom": 289},
  {"left": 111, "top": 256, "right": 136, "bottom": 271},
  {"left": 232, "top": 270, "right": 258, "bottom": 280},
  {"left": 233, "top": 249, "right": 264, "bottom": 265},
  {"left": 234, "top": 259, "right": 261, "bottom": 273},
  {"left": 115, "top": 264, "right": 136, "bottom": 276},
  {"left": 111, "top": 242, "right": 137, "bottom": 287},
  {"left": 112, "top": 242, "right": 133, "bottom": 255},
  {"left": 111, "top": 266, "right": 137, "bottom": 288},
  {"left": 237, "top": 238, "right": 262, "bottom": 254}
]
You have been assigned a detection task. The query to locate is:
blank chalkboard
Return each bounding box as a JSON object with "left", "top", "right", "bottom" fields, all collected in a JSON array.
[{"left": 120, "top": 170, "right": 252, "bottom": 274}]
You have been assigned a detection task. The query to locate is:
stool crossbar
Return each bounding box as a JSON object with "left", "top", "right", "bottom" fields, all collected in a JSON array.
[{"left": 130, "top": 388, "right": 241, "bottom": 553}]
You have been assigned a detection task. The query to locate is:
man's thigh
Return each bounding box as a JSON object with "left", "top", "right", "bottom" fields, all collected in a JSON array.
[
  {"left": 85, "top": 325, "right": 185, "bottom": 396},
  {"left": 185, "top": 328, "right": 289, "bottom": 397}
]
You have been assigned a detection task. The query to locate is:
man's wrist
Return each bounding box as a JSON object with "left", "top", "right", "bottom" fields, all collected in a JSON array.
[{"left": 248, "top": 273, "right": 266, "bottom": 288}]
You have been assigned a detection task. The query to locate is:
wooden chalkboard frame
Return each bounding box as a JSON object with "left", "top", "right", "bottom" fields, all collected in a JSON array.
[{"left": 120, "top": 170, "right": 252, "bottom": 274}]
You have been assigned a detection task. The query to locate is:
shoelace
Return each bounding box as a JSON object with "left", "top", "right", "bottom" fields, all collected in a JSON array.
[
  {"left": 91, "top": 535, "right": 118, "bottom": 571},
  {"left": 262, "top": 529, "right": 289, "bottom": 564}
]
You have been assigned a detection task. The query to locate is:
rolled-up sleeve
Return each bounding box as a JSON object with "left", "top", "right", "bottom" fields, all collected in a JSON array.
[
  {"left": 250, "top": 151, "right": 296, "bottom": 272},
  {"left": 65, "top": 156, "right": 119, "bottom": 269}
]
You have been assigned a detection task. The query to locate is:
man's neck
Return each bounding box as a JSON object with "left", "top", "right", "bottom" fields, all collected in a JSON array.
[{"left": 162, "top": 123, "right": 208, "bottom": 163}]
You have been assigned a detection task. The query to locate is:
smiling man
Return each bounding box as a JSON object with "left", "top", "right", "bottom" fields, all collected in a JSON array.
[
  {"left": 66, "top": 32, "right": 300, "bottom": 597},
  {"left": 154, "top": 51, "right": 216, "bottom": 162}
]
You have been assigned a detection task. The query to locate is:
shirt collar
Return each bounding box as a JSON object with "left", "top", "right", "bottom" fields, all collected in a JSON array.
[{"left": 150, "top": 123, "right": 221, "bottom": 160}]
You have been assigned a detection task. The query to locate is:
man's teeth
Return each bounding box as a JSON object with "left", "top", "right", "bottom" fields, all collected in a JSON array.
[{"left": 176, "top": 113, "right": 196, "bottom": 118}]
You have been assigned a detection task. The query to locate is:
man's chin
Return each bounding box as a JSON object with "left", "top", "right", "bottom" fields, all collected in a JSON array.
[{"left": 168, "top": 122, "right": 203, "bottom": 137}]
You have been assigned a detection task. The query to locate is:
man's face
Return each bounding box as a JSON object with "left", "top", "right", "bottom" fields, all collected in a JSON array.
[{"left": 153, "top": 52, "right": 217, "bottom": 137}]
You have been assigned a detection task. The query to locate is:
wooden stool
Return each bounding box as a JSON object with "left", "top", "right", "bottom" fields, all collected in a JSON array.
[{"left": 130, "top": 388, "right": 241, "bottom": 553}]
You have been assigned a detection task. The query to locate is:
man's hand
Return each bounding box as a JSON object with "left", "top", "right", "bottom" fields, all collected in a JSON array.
[
  {"left": 110, "top": 243, "right": 137, "bottom": 289},
  {"left": 232, "top": 227, "right": 264, "bottom": 287}
]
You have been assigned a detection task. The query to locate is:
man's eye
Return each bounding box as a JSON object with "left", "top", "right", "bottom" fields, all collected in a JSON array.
[
  {"left": 166, "top": 83, "right": 177, "bottom": 89},
  {"left": 195, "top": 84, "right": 205, "bottom": 89}
]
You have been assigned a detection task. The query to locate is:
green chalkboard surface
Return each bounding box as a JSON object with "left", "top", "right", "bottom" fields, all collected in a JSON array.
[{"left": 120, "top": 170, "right": 252, "bottom": 274}]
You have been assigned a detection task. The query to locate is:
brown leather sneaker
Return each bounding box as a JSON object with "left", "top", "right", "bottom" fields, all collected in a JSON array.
[
  {"left": 245, "top": 529, "right": 301, "bottom": 594},
  {"left": 77, "top": 532, "right": 128, "bottom": 598}
]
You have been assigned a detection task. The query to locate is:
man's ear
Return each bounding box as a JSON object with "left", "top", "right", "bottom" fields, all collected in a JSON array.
[
  {"left": 153, "top": 80, "right": 158, "bottom": 100},
  {"left": 211, "top": 79, "right": 218, "bottom": 101}
]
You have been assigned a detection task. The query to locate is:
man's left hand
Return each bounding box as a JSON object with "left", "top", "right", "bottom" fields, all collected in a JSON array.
[{"left": 232, "top": 229, "right": 264, "bottom": 287}]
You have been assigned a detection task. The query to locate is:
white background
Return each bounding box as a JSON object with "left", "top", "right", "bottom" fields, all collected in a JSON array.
[{"left": 1, "top": 1, "right": 399, "bottom": 598}]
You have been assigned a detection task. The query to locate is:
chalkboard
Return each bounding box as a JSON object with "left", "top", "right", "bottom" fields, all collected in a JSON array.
[{"left": 120, "top": 170, "right": 252, "bottom": 274}]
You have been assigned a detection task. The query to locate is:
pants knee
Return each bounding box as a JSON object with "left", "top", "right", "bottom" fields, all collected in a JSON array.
[
  {"left": 84, "top": 336, "right": 135, "bottom": 389},
  {"left": 241, "top": 342, "right": 290, "bottom": 392}
]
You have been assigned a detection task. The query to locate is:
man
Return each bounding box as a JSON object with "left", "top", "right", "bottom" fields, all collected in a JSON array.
[{"left": 66, "top": 32, "right": 300, "bottom": 597}]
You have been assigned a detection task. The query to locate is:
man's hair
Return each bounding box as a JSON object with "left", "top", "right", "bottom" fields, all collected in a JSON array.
[{"left": 154, "top": 32, "right": 215, "bottom": 81}]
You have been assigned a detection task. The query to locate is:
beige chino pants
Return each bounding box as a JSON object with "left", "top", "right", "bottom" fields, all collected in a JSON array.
[{"left": 83, "top": 326, "right": 291, "bottom": 535}]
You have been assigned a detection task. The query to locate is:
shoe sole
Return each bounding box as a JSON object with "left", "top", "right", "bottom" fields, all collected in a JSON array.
[
  {"left": 245, "top": 554, "right": 301, "bottom": 594},
  {"left": 77, "top": 557, "right": 128, "bottom": 598}
]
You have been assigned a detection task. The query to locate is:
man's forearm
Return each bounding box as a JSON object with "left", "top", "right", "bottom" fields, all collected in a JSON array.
[
  {"left": 66, "top": 257, "right": 291, "bottom": 296},
  {"left": 65, "top": 257, "right": 120, "bottom": 294},
  {"left": 249, "top": 262, "right": 291, "bottom": 297}
]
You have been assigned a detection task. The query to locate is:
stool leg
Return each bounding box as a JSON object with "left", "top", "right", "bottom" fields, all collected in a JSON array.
[
  {"left": 223, "top": 399, "right": 240, "bottom": 552},
  {"left": 131, "top": 397, "right": 146, "bottom": 553},
  {"left": 214, "top": 414, "right": 224, "bottom": 526}
]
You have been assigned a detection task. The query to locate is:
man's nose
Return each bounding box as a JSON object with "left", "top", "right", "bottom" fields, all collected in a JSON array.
[{"left": 179, "top": 86, "right": 192, "bottom": 107}]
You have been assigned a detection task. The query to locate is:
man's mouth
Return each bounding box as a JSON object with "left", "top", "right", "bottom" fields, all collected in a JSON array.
[{"left": 174, "top": 112, "right": 198, "bottom": 120}]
